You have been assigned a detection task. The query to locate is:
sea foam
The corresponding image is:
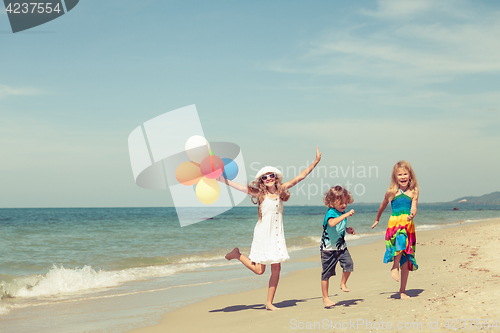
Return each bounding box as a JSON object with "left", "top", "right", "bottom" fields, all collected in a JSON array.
[
  {"left": 11, "top": 261, "right": 216, "bottom": 299},
  {"left": 0, "top": 304, "right": 9, "bottom": 315}
]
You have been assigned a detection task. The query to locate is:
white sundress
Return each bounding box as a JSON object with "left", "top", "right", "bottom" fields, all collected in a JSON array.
[{"left": 248, "top": 196, "right": 290, "bottom": 264}]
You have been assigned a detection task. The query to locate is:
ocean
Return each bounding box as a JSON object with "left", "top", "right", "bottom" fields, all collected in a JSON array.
[{"left": 1, "top": 204, "right": 499, "bottom": 332}]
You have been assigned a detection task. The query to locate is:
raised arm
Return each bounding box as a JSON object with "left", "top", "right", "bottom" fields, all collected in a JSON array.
[
  {"left": 216, "top": 176, "right": 259, "bottom": 197},
  {"left": 372, "top": 192, "right": 390, "bottom": 229},
  {"left": 282, "top": 147, "right": 322, "bottom": 190},
  {"left": 327, "top": 209, "right": 355, "bottom": 228},
  {"left": 408, "top": 190, "right": 419, "bottom": 221}
]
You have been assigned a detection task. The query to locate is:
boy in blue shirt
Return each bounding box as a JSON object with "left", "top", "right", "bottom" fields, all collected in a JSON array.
[{"left": 321, "top": 185, "right": 355, "bottom": 308}]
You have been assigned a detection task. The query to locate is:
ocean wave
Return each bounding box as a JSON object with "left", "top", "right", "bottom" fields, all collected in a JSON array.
[
  {"left": 345, "top": 234, "right": 361, "bottom": 240},
  {"left": 0, "top": 274, "right": 42, "bottom": 315},
  {"left": 1, "top": 261, "right": 220, "bottom": 302},
  {"left": 462, "top": 217, "right": 496, "bottom": 223},
  {"left": 417, "top": 218, "right": 496, "bottom": 231},
  {"left": 0, "top": 274, "right": 40, "bottom": 299},
  {"left": 108, "top": 252, "right": 230, "bottom": 271},
  {"left": 415, "top": 224, "right": 442, "bottom": 231},
  {"left": 285, "top": 232, "right": 383, "bottom": 252},
  {"left": 177, "top": 253, "right": 229, "bottom": 264},
  {"left": 0, "top": 304, "right": 9, "bottom": 315},
  {"left": 286, "top": 236, "right": 319, "bottom": 251}
]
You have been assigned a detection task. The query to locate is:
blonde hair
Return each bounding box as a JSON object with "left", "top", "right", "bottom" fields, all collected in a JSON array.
[
  {"left": 323, "top": 185, "right": 354, "bottom": 208},
  {"left": 387, "top": 160, "right": 419, "bottom": 201},
  {"left": 249, "top": 178, "right": 290, "bottom": 220}
]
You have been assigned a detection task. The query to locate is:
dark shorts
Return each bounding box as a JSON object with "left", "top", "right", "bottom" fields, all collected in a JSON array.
[{"left": 321, "top": 248, "right": 354, "bottom": 281}]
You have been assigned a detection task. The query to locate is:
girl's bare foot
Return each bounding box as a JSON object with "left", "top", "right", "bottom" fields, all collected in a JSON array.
[
  {"left": 225, "top": 248, "right": 240, "bottom": 261},
  {"left": 391, "top": 268, "right": 400, "bottom": 282},
  {"left": 340, "top": 285, "right": 350, "bottom": 292},
  {"left": 400, "top": 292, "right": 410, "bottom": 299},
  {"left": 323, "top": 298, "right": 335, "bottom": 308},
  {"left": 266, "top": 304, "right": 280, "bottom": 311}
]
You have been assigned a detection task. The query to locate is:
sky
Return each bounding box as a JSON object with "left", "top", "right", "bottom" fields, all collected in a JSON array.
[{"left": 1, "top": 0, "right": 499, "bottom": 208}]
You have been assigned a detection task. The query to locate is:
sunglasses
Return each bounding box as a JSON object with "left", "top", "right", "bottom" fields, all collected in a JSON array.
[{"left": 261, "top": 173, "right": 276, "bottom": 181}]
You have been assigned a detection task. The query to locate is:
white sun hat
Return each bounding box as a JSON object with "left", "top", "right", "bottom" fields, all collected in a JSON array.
[{"left": 254, "top": 166, "right": 283, "bottom": 183}]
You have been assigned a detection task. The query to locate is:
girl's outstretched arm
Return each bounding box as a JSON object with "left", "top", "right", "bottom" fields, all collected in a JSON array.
[
  {"left": 408, "top": 190, "right": 419, "bottom": 221},
  {"left": 216, "top": 176, "right": 259, "bottom": 197},
  {"left": 372, "top": 192, "right": 390, "bottom": 229},
  {"left": 282, "top": 147, "right": 321, "bottom": 190}
]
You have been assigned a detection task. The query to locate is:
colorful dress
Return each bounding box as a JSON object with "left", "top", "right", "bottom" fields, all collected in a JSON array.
[
  {"left": 249, "top": 196, "right": 290, "bottom": 264},
  {"left": 383, "top": 190, "right": 418, "bottom": 271}
]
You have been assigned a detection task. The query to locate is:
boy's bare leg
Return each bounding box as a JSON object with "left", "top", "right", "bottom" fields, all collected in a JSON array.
[
  {"left": 321, "top": 280, "right": 335, "bottom": 307},
  {"left": 225, "top": 248, "right": 265, "bottom": 275},
  {"left": 266, "top": 263, "right": 281, "bottom": 311},
  {"left": 340, "top": 272, "right": 351, "bottom": 292},
  {"left": 399, "top": 261, "right": 410, "bottom": 299},
  {"left": 391, "top": 252, "right": 403, "bottom": 282}
]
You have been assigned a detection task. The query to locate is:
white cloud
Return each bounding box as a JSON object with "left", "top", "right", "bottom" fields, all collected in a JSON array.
[
  {"left": 361, "top": 0, "right": 436, "bottom": 19},
  {"left": 0, "top": 118, "right": 123, "bottom": 171},
  {"left": 276, "top": 117, "right": 499, "bottom": 158},
  {"left": 274, "top": 116, "right": 500, "bottom": 202},
  {"left": 267, "top": 1, "right": 500, "bottom": 83},
  {"left": 331, "top": 85, "right": 500, "bottom": 112},
  {"left": 0, "top": 85, "right": 42, "bottom": 98},
  {"left": 0, "top": 117, "right": 175, "bottom": 208}
]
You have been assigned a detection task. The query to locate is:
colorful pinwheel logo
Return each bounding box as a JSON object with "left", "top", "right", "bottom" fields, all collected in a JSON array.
[
  {"left": 128, "top": 105, "right": 248, "bottom": 226},
  {"left": 175, "top": 135, "right": 239, "bottom": 204}
]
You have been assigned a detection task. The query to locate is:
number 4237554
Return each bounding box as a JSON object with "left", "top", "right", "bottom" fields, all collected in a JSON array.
[
  {"left": 443, "top": 319, "right": 498, "bottom": 330},
  {"left": 5, "top": 3, "right": 62, "bottom": 14}
]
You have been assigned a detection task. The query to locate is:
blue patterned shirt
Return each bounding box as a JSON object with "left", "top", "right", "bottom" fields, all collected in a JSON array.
[{"left": 321, "top": 208, "right": 347, "bottom": 251}]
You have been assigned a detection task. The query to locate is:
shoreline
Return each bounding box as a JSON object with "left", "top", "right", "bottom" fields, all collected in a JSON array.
[
  {"left": 127, "top": 219, "right": 500, "bottom": 333},
  {"left": 1, "top": 217, "right": 498, "bottom": 332}
]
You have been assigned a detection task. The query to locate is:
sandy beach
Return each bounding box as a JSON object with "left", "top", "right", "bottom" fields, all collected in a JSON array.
[{"left": 128, "top": 218, "right": 500, "bottom": 333}]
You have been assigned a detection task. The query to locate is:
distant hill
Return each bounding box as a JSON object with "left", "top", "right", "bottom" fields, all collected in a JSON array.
[{"left": 452, "top": 191, "right": 500, "bottom": 205}]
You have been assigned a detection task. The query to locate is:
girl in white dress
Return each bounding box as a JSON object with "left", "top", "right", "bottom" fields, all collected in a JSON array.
[{"left": 220, "top": 147, "right": 321, "bottom": 310}]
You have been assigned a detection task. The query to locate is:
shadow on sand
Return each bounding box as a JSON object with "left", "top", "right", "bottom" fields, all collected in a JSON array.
[
  {"left": 334, "top": 298, "right": 364, "bottom": 307},
  {"left": 210, "top": 296, "right": 365, "bottom": 313},
  {"left": 209, "top": 297, "right": 322, "bottom": 313},
  {"left": 380, "top": 288, "right": 424, "bottom": 299}
]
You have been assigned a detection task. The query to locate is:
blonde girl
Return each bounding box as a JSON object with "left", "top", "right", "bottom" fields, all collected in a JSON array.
[
  {"left": 372, "top": 161, "right": 419, "bottom": 299},
  {"left": 220, "top": 147, "right": 321, "bottom": 310}
]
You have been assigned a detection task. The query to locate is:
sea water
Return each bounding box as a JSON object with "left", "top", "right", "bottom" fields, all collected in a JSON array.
[{"left": 1, "top": 204, "right": 499, "bottom": 332}]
